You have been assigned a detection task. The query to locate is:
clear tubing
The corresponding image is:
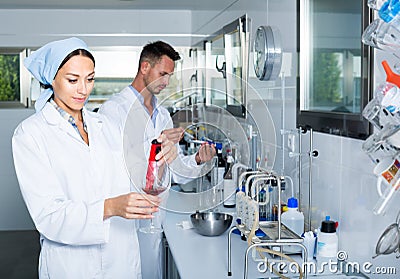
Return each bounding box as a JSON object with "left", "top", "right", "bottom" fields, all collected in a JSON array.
[{"left": 284, "top": 175, "right": 295, "bottom": 198}]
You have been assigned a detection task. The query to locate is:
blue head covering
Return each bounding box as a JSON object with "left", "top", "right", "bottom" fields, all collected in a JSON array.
[{"left": 24, "top": 37, "right": 90, "bottom": 112}]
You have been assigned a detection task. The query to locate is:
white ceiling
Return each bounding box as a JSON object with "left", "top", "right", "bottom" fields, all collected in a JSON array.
[{"left": 0, "top": 0, "right": 237, "bottom": 10}]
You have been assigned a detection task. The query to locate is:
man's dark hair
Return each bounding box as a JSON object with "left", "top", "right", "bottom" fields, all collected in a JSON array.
[{"left": 138, "top": 41, "right": 181, "bottom": 71}]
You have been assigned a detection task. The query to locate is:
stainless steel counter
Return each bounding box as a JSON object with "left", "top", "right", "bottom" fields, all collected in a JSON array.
[
  {"left": 163, "top": 210, "right": 366, "bottom": 279},
  {"left": 163, "top": 209, "right": 263, "bottom": 279}
]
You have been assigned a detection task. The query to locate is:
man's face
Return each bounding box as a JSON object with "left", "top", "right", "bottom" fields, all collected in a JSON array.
[{"left": 143, "top": 55, "right": 175, "bottom": 95}]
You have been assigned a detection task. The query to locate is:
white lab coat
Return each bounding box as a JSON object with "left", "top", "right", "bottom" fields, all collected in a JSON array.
[
  {"left": 99, "top": 86, "right": 203, "bottom": 279},
  {"left": 99, "top": 86, "right": 201, "bottom": 185},
  {"left": 12, "top": 102, "right": 141, "bottom": 279}
]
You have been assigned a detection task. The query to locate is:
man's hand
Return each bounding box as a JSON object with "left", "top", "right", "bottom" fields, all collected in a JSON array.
[
  {"left": 156, "top": 133, "right": 178, "bottom": 165},
  {"left": 195, "top": 143, "right": 216, "bottom": 165},
  {"left": 161, "top": 127, "right": 184, "bottom": 145}
]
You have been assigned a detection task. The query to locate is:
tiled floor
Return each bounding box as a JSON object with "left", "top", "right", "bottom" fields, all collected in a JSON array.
[{"left": 0, "top": 230, "right": 40, "bottom": 279}]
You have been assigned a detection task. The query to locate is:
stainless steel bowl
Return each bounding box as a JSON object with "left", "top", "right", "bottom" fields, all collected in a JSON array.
[{"left": 190, "top": 212, "right": 233, "bottom": 237}]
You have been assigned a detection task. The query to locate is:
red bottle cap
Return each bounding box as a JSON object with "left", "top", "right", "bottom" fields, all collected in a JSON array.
[{"left": 149, "top": 139, "right": 161, "bottom": 161}]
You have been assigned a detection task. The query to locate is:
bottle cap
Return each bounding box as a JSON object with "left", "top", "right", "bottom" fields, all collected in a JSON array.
[
  {"left": 321, "top": 216, "right": 336, "bottom": 233},
  {"left": 214, "top": 142, "right": 223, "bottom": 150},
  {"left": 382, "top": 60, "right": 400, "bottom": 88},
  {"left": 149, "top": 139, "right": 161, "bottom": 161},
  {"left": 287, "top": 197, "right": 298, "bottom": 208},
  {"left": 379, "top": 0, "right": 400, "bottom": 23}
]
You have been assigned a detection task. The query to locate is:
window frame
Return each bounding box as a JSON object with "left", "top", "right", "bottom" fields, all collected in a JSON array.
[
  {"left": 0, "top": 48, "right": 29, "bottom": 108},
  {"left": 297, "top": 0, "right": 374, "bottom": 140}
]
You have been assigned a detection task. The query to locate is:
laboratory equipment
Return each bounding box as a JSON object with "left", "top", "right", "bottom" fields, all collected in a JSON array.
[
  {"left": 223, "top": 149, "right": 236, "bottom": 208},
  {"left": 316, "top": 216, "right": 338, "bottom": 264},
  {"left": 227, "top": 170, "right": 307, "bottom": 279},
  {"left": 140, "top": 139, "right": 171, "bottom": 234},
  {"left": 281, "top": 197, "right": 305, "bottom": 253},
  {"left": 373, "top": 209, "right": 400, "bottom": 258},
  {"left": 190, "top": 212, "right": 233, "bottom": 236},
  {"left": 373, "top": 155, "right": 400, "bottom": 215},
  {"left": 361, "top": 60, "right": 400, "bottom": 214}
]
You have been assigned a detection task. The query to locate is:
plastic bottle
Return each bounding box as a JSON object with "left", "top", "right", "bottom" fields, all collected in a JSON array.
[
  {"left": 368, "top": 0, "right": 390, "bottom": 11},
  {"left": 223, "top": 149, "right": 236, "bottom": 208},
  {"left": 362, "top": 2, "right": 400, "bottom": 52},
  {"left": 281, "top": 197, "right": 304, "bottom": 253},
  {"left": 211, "top": 146, "right": 225, "bottom": 205},
  {"left": 145, "top": 139, "right": 162, "bottom": 193},
  {"left": 316, "top": 216, "right": 339, "bottom": 265}
]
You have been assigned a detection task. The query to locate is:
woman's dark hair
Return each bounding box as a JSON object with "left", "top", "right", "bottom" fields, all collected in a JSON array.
[
  {"left": 40, "top": 48, "right": 95, "bottom": 89},
  {"left": 138, "top": 41, "right": 181, "bottom": 71}
]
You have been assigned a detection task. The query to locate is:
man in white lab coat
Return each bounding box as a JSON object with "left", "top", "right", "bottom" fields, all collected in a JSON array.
[{"left": 99, "top": 41, "right": 215, "bottom": 278}]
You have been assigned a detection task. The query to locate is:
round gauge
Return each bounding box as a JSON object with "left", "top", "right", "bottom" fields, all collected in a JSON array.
[{"left": 253, "top": 25, "right": 282, "bottom": 81}]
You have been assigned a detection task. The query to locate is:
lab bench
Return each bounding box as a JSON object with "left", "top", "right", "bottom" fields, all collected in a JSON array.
[
  {"left": 163, "top": 209, "right": 264, "bottom": 279},
  {"left": 162, "top": 210, "right": 369, "bottom": 279}
]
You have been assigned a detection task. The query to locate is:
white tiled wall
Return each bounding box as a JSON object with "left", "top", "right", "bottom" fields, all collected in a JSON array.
[
  {"left": 300, "top": 132, "right": 400, "bottom": 278},
  {"left": 191, "top": 0, "right": 400, "bottom": 277}
]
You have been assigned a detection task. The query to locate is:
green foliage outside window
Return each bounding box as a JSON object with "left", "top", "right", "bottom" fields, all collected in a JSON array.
[
  {"left": 312, "top": 52, "right": 341, "bottom": 106},
  {"left": 0, "top": 54, "right": 20, "bottom": 101}
]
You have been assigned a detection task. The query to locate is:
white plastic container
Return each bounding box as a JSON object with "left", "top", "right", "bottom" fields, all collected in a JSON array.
[
  {"left": 281, "top": 197, "right": 304, "bottom": 253},
  {"left": 316, "top": 216, "right": 338, "bottom": 265}
]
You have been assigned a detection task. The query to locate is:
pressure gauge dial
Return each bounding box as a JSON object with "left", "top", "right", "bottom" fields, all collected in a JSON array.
[{"left": 253, "top": 25, "right": 282, "bottom": 81}]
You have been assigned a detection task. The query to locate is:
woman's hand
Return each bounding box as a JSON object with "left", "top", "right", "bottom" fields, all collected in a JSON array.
[{"left": 104, "top": 192, "right": 161, "bottom": 220}]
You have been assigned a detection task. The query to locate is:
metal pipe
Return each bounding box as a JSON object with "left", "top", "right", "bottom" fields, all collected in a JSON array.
[
  {"left": 277, "top": 175, "right": 282, "bottom": 240},
  {"left": 237, "top": 170, "right": 260, "bottom": 193},
  {"left": 231, "top": 163, "right": 249, "bottom": 189},
  {"left": 251, "top": 132, "right": 258, "bottom": 171},
  {"left": 298, "top": 127, "right": 303, "bottom": 212},
  {"left": 308, "top": 128, "right": 313, "bottom": 230},
  {"left": 281, "top": 72, "right": 286, "bottom": 175},
  {"left": 245, "top": 173, "right": 270, "bottom": 198},
  {"left": 227, "top": 226, "right": 237, "bottom": 276},
  {"left": 172, "top": 91, "right": 199, "bottom": 106},
  {"left": 252, "top": 176, "right": 272, "bottom": 202}
]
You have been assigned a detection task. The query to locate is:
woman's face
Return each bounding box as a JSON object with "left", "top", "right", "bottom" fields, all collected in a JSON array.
[{"left": 52, "top": 55, "right": 95, "bottom": 116}]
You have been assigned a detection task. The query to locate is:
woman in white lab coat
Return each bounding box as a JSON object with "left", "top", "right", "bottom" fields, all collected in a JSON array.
[{"left": 12, "top": 37, "right": 176, "bottom": 278}]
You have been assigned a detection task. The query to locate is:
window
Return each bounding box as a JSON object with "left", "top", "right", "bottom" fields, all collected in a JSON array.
[
  {"left": 3, "top": 46, "right": 190, "bottom": 110},
  {"left": 0, "top": 49, "right": 27, "bottom": 108},
  {"left": 297, "top": 0, "right": 373, "bottom": 139},
  {"left": 90, "top": 47, "right": 187, "bottom": 110},
  {"left": 196, "top": 15, "right": 250, "bottom": 118}
]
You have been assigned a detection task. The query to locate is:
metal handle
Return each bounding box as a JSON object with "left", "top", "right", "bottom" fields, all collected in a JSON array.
[{"left": 216, "top": 57, "right": 226, "bottom": 79}]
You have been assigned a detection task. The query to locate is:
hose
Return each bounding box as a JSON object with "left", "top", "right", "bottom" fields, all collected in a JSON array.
[
  {"left": 247, "top": 209, "right": 304, "bottom": 279},
  {"left": 284, "top": 175, "right": 295, "bottom": 198}
]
